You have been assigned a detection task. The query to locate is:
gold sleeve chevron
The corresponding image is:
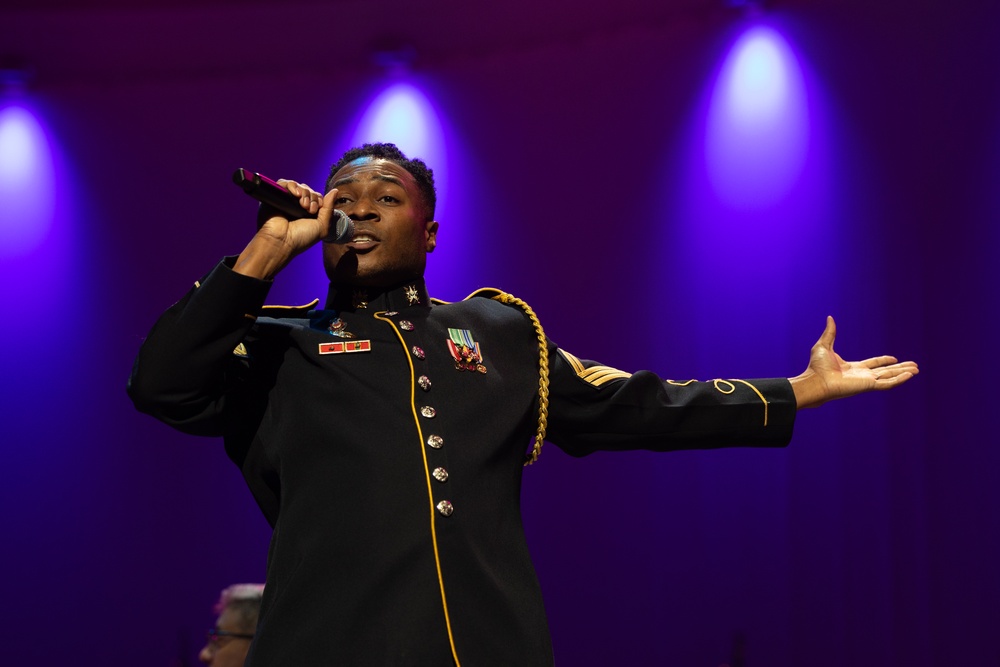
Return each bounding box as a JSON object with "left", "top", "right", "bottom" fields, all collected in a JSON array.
[{"left": 557, "top": 349, "right": 632, "bottom": 387}]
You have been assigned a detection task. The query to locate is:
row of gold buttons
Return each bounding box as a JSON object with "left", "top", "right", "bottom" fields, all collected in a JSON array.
[{"left": 401, "top": 317, "right": 453, "bottom": 517}]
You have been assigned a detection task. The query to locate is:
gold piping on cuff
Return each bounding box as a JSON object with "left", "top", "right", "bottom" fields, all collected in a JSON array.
[
  {"left": 728, "top": 378, "right": 769, "bottom": 426},
  {"left": 670, "top": 378, "right": 769, "bottom": 426},
  {"left": 713, "top": 379, "right": 736, "bottom": 394}
]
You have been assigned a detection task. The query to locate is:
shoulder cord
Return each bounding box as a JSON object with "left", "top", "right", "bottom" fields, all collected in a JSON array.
[{"left": 492, "top": 292, "right": 549, "bottom": 466}]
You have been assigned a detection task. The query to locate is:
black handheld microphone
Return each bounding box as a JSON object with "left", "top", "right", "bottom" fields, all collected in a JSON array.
[{"left": 232, "top": 168, "right": 354, "bottom": 244}]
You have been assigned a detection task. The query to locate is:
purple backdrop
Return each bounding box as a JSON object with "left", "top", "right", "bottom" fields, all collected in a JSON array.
[{"left": 0, "top": 0, "right": 995, "bottom": 664}]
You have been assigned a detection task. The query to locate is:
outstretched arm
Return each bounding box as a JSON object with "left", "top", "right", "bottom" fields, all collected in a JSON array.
[{"left": 789, "top": 316, "right": 919, "bottom": 409}]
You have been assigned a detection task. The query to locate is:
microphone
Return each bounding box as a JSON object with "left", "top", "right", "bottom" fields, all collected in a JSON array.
[{"left": 232, "top": 168, "right": 354, "bottom": 243}]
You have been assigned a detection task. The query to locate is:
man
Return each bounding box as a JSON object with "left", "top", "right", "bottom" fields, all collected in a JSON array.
[
  {"left": 199, "top": 583, "right": 264, "bottom": 666},
  {"left": 129, "top": 143, "right": 917, "bottom": 666}
]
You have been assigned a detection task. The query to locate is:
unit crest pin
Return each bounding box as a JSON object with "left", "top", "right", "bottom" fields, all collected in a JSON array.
[{"left": 328, "top": 317, "right": 356, "bottom": 338}]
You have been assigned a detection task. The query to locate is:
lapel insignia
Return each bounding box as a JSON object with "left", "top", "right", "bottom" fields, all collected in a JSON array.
[
  {"left": 447, "top": 328, "right": 487, "bottom": 373},
  {"left": 352, "top": 289, "right": 369, "bottom": 309},
  {"left": 405, "top": 285, "right": 420, "bottom": 306},
  {"left": 233, "top": 342, "right": 249, "bottom": 358},
  {"left": 319, "top": 340, "right": 372, "bottom": 355}
]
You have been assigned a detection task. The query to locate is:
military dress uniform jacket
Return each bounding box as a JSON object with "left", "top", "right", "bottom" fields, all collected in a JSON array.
[{"left": 127, "top": 258, "right": 798, "bottom": 667}]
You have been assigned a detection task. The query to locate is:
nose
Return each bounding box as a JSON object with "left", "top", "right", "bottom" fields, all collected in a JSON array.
[
  {"left": 345, "top": 195, "right": 377, "bottom": 222},
  {"left": 198, "top": 643, "right": 214, "bottom": 664}
]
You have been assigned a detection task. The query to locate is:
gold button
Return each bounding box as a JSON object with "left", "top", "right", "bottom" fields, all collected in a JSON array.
[
  {"left": 427, "top": 435, "right": 443, "bottom": 449},
  {"left": 432, "top": 467, "right": 449, "bottom": 483},
  {"left": 436, "top": 500, "right": 454, "bottom": 516}
]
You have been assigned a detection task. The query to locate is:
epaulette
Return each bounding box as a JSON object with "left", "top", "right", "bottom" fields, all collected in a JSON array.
[
  {"left": 441, "top": 287, "right": 550, "bottom": 467},
  {"left": 429, "top": 287, "right": 504, "bottom": 306},
  {"left": 430, "top": 288, "right": 549, "bottom": 466},
  {"left": 429, "top": 289, "right": 549, "bottom": 464},
  {"left": 465, "top": 287, "right": 505, "bottom": 301},
  {"left": 193, "top": 278, "right": 319, "bottom": 320},
  {"left": 490, "top": 290, "right": 549, "bottom": 467},
  {"left": 258, "top": 298, "right": 320, "bottom": 316},
  {"left": 233, "top": 299, "right": 321, "bottom": 355}
]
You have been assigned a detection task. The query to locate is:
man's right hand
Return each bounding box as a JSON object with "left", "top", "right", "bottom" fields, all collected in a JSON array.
[{"left": 233, "top": 181, "right": 340, "bottom": 280}]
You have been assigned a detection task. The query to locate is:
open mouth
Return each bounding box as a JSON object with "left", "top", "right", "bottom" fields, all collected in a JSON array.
[{"left": 347, "top": 231, "right": 379, "bottom": 249}]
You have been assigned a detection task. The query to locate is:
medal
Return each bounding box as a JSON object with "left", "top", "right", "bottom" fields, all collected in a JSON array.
[{"left": 447, "top": 328, "right": 486, "bottom": 373}]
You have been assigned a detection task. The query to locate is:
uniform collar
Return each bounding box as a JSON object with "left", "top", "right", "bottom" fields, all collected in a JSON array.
[{"left": 323, "top": 278, "right": 430, "bottom": 312}]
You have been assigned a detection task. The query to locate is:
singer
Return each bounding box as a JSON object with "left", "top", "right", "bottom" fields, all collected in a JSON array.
[{"left": 127, "top": 143, "right": 917, "bottom": 666}]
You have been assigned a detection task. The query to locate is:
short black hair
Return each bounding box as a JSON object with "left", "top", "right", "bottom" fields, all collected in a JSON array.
[{"left": 326, "top": 142, "right": 437, "bottom": 220}]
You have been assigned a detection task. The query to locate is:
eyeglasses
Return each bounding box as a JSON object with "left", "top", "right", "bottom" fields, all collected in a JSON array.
[{"left": 205, "top": 628, "right": 255, "bottom": 646}]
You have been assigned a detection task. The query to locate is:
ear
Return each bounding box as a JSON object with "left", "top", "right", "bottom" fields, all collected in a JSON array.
[{"left": 424, "top": 220, "right": 439, "bottom": 253}]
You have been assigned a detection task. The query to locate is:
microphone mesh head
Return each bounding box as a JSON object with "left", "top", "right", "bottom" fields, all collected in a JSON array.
[{"left": 327, "top": 210, "right": 355, "bottom": 244}]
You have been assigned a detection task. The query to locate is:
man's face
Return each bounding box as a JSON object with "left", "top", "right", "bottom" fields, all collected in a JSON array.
[
  {"left": 198, "top": 608, "right": 253, "bottom": 667},
  {"left": 323, "top": 157, "right": 438, "bottom": 288}
]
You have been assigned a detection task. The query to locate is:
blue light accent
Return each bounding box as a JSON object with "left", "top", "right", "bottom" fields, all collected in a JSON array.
[{"left": 0, "top": 104, "right": 56, "bottom": 257}]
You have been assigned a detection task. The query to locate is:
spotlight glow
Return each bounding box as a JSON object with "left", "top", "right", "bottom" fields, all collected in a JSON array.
[
  {"left": 349, "top": 81, "right": 454, "bottom": 280},
  {"left": 352, "top": 83, "right": 441, "bottom": 166},
  {"left": 705, "top": 26, "right": 808, "bottom": 209},
  {"left": 728, "top": 35, "right": 787, "bottom": 120},
  {"left": 0, "top": 105, "right": 56, "bottom": 256}
]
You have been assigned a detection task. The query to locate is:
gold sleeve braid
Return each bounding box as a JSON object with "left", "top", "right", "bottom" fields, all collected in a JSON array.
[
  {"left": 667, "top": 378, "right": 769, "bottom": 426},
  {"left": 492, "top": 292, "right": 550, "bottom": 466}
]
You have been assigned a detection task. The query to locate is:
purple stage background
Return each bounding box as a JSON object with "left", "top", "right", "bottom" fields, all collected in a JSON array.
[{"left": 1, "top": 0, "right": 995, "bottom": 664}]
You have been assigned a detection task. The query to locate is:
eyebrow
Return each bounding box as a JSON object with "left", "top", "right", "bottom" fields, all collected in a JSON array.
[{"left": 331, "top": 174, "right": 405, "bottom": 188}]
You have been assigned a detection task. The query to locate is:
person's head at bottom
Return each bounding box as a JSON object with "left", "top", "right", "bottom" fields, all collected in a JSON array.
[{"left": 199, "top": 583, "right": 264, "bottom": 666}]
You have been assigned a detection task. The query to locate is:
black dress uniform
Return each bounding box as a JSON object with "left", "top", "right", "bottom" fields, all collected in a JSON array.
[{"left": 128, "top": 258, "right": 797, "bottom": 666}]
